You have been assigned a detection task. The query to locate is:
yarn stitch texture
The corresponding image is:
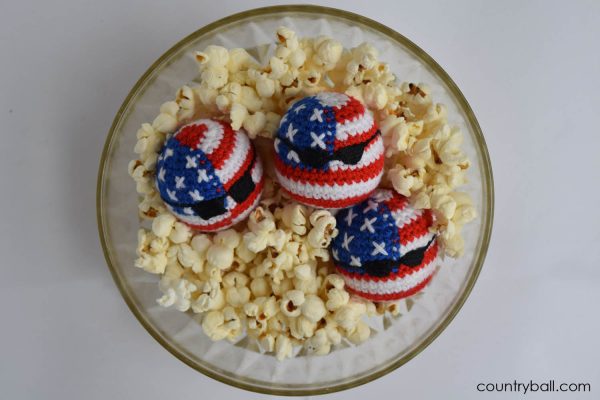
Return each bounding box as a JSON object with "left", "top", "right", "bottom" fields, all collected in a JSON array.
[
  {"left": 331, "top": 189, "right": 439, "bottom": 301},
  {"left": 274, "top": 92, "right": 384, "bottom": 209},
  {"left": 156, "top": 119, "right": 264, "bottom": 232}
]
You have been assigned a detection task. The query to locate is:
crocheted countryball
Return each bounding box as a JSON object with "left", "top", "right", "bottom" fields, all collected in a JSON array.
[
  {"left": 331, "top": 189, "right": 439, "bottom": 301},
  {"left": 274, "top": 92, "right": 384, "bottom": 209},
  {"left": 155, "top": 119, "right": 264, "bottom": 232}
]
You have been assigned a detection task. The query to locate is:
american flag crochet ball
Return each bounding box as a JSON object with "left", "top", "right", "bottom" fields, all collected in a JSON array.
[
  {"left": 274, "top": 92, "right": 384, "bottom": 209},
  {"left": 331, "top": 189, "right": 439, "bottom": 301},
  {"left": 155, "top": 119, "right": 264, "bottom": 232}
]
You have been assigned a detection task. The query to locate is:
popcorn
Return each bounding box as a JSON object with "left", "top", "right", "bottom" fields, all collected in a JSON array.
[
  {"left": 290, "top": 316, "right": 316, "bottom": 339},
  {"left": 157, "top": 277, "right": 197, "bottom": 312},
  {"left": 206, "top": 243, "right": 234, "bottom": 270},
  {"left": 250, "top": 277, "right": 271, "bottom": 297},
  {"left": 152, "top": 113, "right": 178, "bottom": 133},
  {"left": 305, "top": 329, "right": 331, "bottom": 355},
  {"left": 275, "top": 334, "right": 293, "bottom": 361},
  {"left": 242, "top": 111, "right": 266, "bottom": 138},
  {"left": 168, "top": 222, "right": 192, "bottom": 244},
  {"left": 151, "top": 213, "right": 176, "bottom": 238},
  {"left": 334, "top": 302, "right": 367, "bottom": 331},
  {"left": 281, "top": 290, "right": 305, "bottom": 317},
  {"left": 134, "top": 252, "right": 167, "bottom": 274},
  {"left": 176, "top": 85, "right": 198, "bottom": 120},
  {"left": 307, "top": 210, "right": 338, "bottom": 249},
  {"left": 201, "top": 310, "right": 229, "bottom": 341},
  {"left": 301, "top": 294, "right": 327, "bottom": 323},
  {"left": 325, "top": 288, "right": 349, "bottom": 311},
  {"left": 347, "top": 321, "right": 371, "bottom": 345},
  {"left": 195, "top": 45, "right": 229, "bottom": 69}
]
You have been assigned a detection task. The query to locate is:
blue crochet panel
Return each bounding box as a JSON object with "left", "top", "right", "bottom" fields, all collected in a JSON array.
[
  {"left": 276, "top": 96, "right": 337, "bottom": 171},
  {"left": 155, "top": 135, "right": 225, "bottom": 208},
  {"left": 332, "top": 199, "right": 402, "bottom": 275}
]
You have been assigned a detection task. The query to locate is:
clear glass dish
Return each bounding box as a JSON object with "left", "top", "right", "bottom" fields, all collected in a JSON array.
[{"left": 96, "top": 5, "right": 493, "bottom": 396}]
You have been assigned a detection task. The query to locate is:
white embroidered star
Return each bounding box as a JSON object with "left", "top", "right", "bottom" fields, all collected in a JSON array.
[
  {"left": 166, "top": 189, "right": 178, "bottom": 202},
  {"left": 158, "top": 167, "right": 166, "bottom": 182},
  {"left": 164, "top": 148, "right": 174, "bottom": 160},
  {"left": 189, "top": 190, "right": 203, "bottom": 201},
  {"left": 371, "top": 241, "right": 388, "bottom": 256},
  {"left": 350, "top": 255, "right": 362, "bottom": 267},
  {"left": 332, "top": 248, "right": 339, "bottom": 260},
  {"left": 341, "top": 233, "right": 354, "bottom": 251},
  {"left": 345, "top": 208, "right": 357, "bottom": 226},
  {"left": 310, "top": 132, "right": 326, "bottom": 149},
  {"left": 360, "top": 217, "right": 377, "bottom": 233},
  {"left": 310, "top": 108, "right": 323, "bottom": 122},
  {"left": 281, "top": 113, "right": 288, "bottom": 124},
  {"left": 183, "top": 207, "right": 194, "bottom": 215},
  {"left": 286, "top": 123, "right": 298, "bottom": 142},
  {"left": 274, "top": 138, "right": 280, "bottom": 153},
  {"left": 364, "top": 200, "right": 378, "bottom": 213},
  {"left": 372, "top": 190, "right": 393, "bottom": 202},
  {"left": 174, "top": 176, "right": 185, "bottom": 189},
  {"left": 294, "top": 104, "right": 306, "bottom": 114},
  {"left": 287, "top": 150, "right": 300, "bottom": 163},
  {"left": 185, "top": 155, "right": 197, "bottom": 169},
  {"left": 197, "top": 169, "right": 209, "bottom": 183}
]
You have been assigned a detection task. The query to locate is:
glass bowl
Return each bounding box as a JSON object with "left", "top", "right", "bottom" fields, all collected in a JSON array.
[{"left": 96, "top": 5, "right": 493, "bottom": 396}]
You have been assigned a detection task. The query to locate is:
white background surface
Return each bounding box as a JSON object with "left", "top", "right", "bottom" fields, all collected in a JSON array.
[{"left": 1, "top": 1, "right": 599, "bottom": 399}]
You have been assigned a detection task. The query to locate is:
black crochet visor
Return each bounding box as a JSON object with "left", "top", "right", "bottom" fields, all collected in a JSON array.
[
  {"left": 168, "top": 153, "right": 256, "bottom": 220},
  {"left": 281, "top": 130, "right": 380, "bottom": 169}
]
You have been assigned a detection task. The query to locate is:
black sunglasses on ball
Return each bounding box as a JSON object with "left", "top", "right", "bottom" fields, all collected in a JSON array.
[
  {"left": 280, "top": 130, "right": 380, "bottom": 169},
  {"left": 168, "top": 153, "right": 257, "bottom": 220}
]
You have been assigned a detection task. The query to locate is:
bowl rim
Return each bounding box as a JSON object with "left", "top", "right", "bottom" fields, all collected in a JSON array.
[{"left": 96, "top": 4, "right": 494, "bottom": 396}]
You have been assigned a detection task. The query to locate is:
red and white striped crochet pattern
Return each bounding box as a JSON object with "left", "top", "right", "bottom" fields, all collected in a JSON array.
[
  {"left": 274, "top": 92, "right": 384, "bottom": 209},
  {"left": 156, "top": 119, "right": 263, "bottom": 232},
  {"left": 331, "top": 189, "right": 439, "bottom": 301}
]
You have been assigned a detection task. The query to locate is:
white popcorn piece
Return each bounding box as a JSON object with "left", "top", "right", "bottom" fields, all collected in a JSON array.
[
  {"left": 250, "top": 277, "right": 271, "bottom": 297},
  {"left": 213, "top": 229, "right": 241, "bottom": 249},
  {"left": 305, "top": 329, "right": 331, "bottom": 355},
  {"left": 169, "top": 221, "right": 192, "bottom": 244},
  {"left": 134, "top": 252, "right": 167, "bottom": 274},
  {"left": 314, "top": 38, "right": 343, "bottom": 70},
  {"left": 227, "top": 48, "right": 253, "bottom": 72},
  {"left": 225, "top": 285, "right": 251, "bottom": 308},
  {"left": 151, "top": 213, "right": 176, "bottom": 238},
  {"left": 334, "top": 302, "right": 367, "bottom": 331},
  {"left": 206, "top": 243, "right": 234, "bottom": 270},
  {"left": 159, "top": 101, "right": 179, "bottom": 117},
  {"left": 157, "top": 277, "right": 197, "bottom": 311},
  {"left": 293, "top": 264, "right": 312, "bottom": 281},
  {"left": 307, "top": 214, "right": 338, "bottom": 249},
  {"left": 347, "top": 321, "right": 371, "bottom": 345},
  {"left": 196, "top": 45, "right": 230, "bottom": 69},
  {"left": 242, "top": 111, "right": 266, "bottom": 138},
  {"left": 201, "top": 310, "right": 229, "bottom": 341},
  {"left": 229, "top": 102, "right": 247, "bottom": 130},
  {"left": 281, "top": 290, "right": 305, "bottom": 317},
  {"left": 136, "top": 123, "right": 155, "bottom": 139},
  {"left": 290, "top": 316, "right": 316, "bottom": 339},
  {"left": 326, "top": 288, "right": 350, "bottom": 311},
  {"left": 275, "top": 334, "right": 293, "bottom": 361},
  {"left": 176, "top": 85, "right": 198, "bottom": 120},
  {"left": 152, "top": 113, "right": 178, "bottom": 133},
  {"left": 279, "top": 203, "right": 307, "bottom": 235},
  {"left": 301, "top": 294, "right": 327, "bottom": 323},
  {"left": 258, "top": 333, "right": 276, "bottom": 353}
]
